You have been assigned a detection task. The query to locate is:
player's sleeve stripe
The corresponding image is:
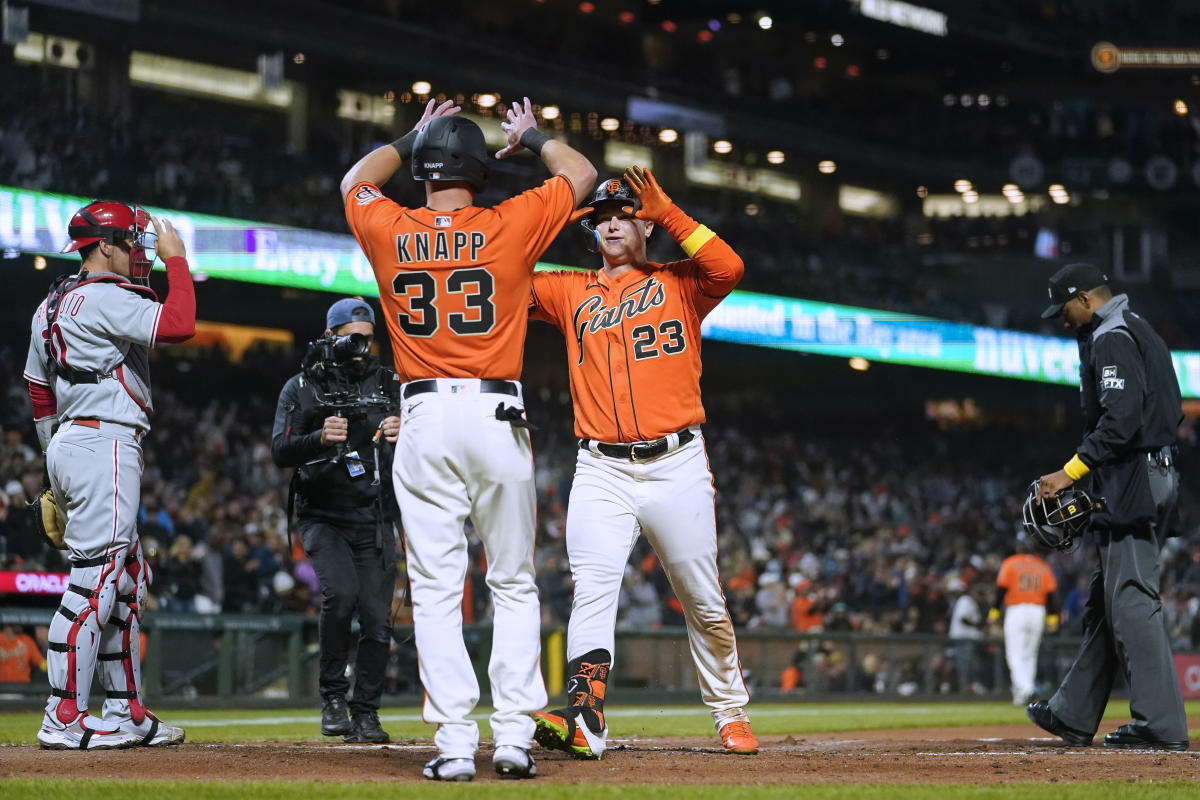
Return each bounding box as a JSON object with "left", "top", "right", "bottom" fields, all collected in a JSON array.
[
  {"left": 23, "top": 370, "right": 49, "bottom": 386},
  {"left": 149, "top": 305, "right": 163, "bottom": 348},
  {"left": 680, "top": 225, "right": 716, "bottom": 257}
]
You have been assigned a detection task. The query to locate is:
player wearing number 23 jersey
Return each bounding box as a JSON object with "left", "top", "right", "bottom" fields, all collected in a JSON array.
[
  {"left": 528, "top": 167, "right": 757, "bottom": 759},
  {"left": 341, "top": 98, "right": 595, "bottom": 781}
]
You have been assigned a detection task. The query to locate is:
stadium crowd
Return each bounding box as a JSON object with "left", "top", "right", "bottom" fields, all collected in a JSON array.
[
  {"left": 3, "top": 344, "right": 1199, "bottom": 694},
  {"left": 4, "top": 89, "right": 1196, "bottom": 347}
]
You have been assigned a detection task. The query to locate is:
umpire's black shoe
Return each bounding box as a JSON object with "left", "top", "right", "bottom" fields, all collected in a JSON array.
[
  {"left": 1103, "top": 724, "right": 1189, "bottom": 752},
  {"left": 343, "top": 710, "right": 391, "bottom": 744},
  {"left": 1026, "top": 701, "right": 1093, "bottom": 746},
  {"left": 320, "top": 696, "right": 352, "bottom": 737}
]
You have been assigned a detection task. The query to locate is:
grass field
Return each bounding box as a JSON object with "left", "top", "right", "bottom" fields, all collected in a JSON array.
[
  {"left": 2, "top": 701, "right": 1198, "bottom": 799},
  {"left": 3, "top": 699, "right": 1197, "bottom": 743}
]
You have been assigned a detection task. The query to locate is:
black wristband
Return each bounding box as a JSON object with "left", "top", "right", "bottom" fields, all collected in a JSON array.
[
  {"left": 519, "top": 128, "right": 550, "bottom": 155},
  {"left": 391, "top": 129, "right": 419, "bottom": 160}
]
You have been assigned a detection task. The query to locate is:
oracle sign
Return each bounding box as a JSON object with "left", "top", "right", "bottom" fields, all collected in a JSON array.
[{"left": 0, "top": 571, "right": 70, "bottom": 595}]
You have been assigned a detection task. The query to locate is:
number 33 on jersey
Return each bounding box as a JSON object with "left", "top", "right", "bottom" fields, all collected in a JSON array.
[
  {"left": 529, "top": 239, "right": 744, "bottom": 444},
  {"left": 343, "top": 177, "right": 578, "bottom": 381}
]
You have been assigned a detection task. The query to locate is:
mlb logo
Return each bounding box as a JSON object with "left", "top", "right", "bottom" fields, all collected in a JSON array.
[{"left": 435, "top": 216, "right": 452, "bottom": 228}]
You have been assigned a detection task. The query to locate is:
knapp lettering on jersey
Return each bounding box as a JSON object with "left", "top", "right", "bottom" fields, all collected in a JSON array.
[{"left": 396, "top": 231, "right": 487, "bottom": 263}]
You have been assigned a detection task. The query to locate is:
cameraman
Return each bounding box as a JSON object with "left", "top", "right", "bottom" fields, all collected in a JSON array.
[{"left": 271, "top": 298, "right": 401, "bottom": 744}]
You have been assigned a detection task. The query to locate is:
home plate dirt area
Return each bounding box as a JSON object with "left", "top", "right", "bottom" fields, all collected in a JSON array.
[{"left": 2, "top": 724, "right": 1197, "bottom": 784}]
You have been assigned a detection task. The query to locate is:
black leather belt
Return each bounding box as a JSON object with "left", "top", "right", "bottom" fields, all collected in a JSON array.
[
  {"left": 402, "top": 379, "right": 519, "bottom": 400},
  {"left": 580, "top": 430, "right": 695, "bottom": 461}
]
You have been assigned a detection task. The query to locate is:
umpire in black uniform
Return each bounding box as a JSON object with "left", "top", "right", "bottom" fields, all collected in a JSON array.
[
  {"left": 1026, "top": 263, "right": 1189, "bottom": 751},
  {"left": 272, "top": 298, "right": 400, "bottom": 743}
]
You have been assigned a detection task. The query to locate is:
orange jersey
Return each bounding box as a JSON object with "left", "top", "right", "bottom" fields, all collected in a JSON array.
[
  {"left": 0, "top": 631, "right": 42, "bottom": 682},
  {"left": 996, "top": 553, "right": 1057, "bottom": 606},
  {"left": 529, "top": 208, "right": 743, "bottom": 441},
  {"left": 344, "top": 176, "right": 577, "bottom": 381}
]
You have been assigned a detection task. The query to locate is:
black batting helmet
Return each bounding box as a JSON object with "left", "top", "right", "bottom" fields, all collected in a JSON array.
[
  {"left": 579, "top": 177, "right": 642, "bottom": 251},
  {"left": 411, "top": 116, "right": 489, "bottom": 192},
  {"left": 1021, "top": 481, "right": 1095, "bottom": 551}
]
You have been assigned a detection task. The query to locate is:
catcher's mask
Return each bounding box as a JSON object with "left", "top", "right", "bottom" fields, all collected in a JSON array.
[
  {"left": 412, "top": 116, "right": 489, "bottom": 192},
  {"left": 61, "top": 200, "right": 157, "bottom": 284},
  {"left": 579, "top": 178, "right": 642, "bottom": 252},
  {"left": 1021, "top": 481, "right": 1095, "bottom": 551}
]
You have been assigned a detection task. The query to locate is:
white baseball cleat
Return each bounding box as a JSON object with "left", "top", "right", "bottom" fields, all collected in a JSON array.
[
  {"left": 116, "top": 712, "right": 186, "bottom": 746},
  {"left": 38, "top": 713, "right": 141, "bottom": 750},
  {"left": 493, "top": 744, "right": 537, "bottom": 779},
  {"left": 423, "top": 755, "right": 476, "bottom": 781}
]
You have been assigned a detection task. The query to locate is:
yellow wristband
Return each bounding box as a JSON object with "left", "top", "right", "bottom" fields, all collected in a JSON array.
[
  {"left": 1063, "top": 454, "right": 1090, "bottom": 481},
  {"left": 680, "top": 225, "right": 716, "bottom": 257}
]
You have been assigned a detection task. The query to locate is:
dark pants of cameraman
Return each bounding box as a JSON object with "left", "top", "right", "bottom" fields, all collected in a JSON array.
[{"left": 300, "top": 517, "right": 397, "bottom": 714}]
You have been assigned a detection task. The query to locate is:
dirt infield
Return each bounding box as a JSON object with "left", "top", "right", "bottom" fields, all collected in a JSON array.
[{"left": 3, "top": 723, "right": 1199, "bottom": 784}]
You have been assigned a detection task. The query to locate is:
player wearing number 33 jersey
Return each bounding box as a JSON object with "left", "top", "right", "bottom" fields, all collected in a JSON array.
[
  {"left": 342, "top": 98, "right": 595, "bottom": 781},
  {"left": 528, "top": 167, "right": 758, "bottom": 758}
]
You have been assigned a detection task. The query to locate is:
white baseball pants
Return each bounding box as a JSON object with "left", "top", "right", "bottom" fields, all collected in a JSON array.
[{"left": 1003, "top": 603, "right": 1046, "bottom": 704}]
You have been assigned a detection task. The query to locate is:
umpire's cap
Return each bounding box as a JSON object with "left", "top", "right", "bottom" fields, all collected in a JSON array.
[
  {"left": 326, "top": 298, "right": 375, "bottom": 330},
  {"left": 1041, "top": 262, "right": 1108, "bottom": 319},
  {"left": 412, "top": 116, "right": 489, "bottom": 192}
]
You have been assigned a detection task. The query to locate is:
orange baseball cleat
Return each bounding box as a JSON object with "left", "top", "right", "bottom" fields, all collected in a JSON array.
[{"left": 719, "top": 720, "right": 759, "bottom": 755}]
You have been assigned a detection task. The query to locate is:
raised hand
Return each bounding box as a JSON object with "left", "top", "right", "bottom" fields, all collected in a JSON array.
[
  {"left": 152, "top": 216, "right": 185, "bottom": 260},
  {"left": 496, "top": 97, "right": 539, "bottom": 159},
  {"left": 414, "top": 98, "right": 460, "bottom": 131},
  {"left": 623, "top": 165, "right": 672, "bottom": 221}
]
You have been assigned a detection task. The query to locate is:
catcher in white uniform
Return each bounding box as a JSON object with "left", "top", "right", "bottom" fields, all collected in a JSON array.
[{"left": 24, "top": 200, "right": 195, "bottom": 749}]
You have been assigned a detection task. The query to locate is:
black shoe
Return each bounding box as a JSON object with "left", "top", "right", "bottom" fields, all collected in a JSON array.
[
  {"left": 343, "top": 710, "right": 390, "bottom": 744},
  {"left": 1025, "top": 701, "right": 1093, "bottom": 746},
  {"left": 1103, "top": 724, "right": 1189, "bottom": 752},
  {"left": 320, "top": 696, "right": 352, "bottom": 737}
]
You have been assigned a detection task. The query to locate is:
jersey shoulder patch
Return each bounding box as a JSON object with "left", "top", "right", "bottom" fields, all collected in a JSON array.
[{"left": 354, "top": 185, "right": 384, "bottom": 206}]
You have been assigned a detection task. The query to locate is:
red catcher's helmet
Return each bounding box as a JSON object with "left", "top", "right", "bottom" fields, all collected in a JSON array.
[{"left": 61, "top": 200, "right": 157, "bottom": 281}]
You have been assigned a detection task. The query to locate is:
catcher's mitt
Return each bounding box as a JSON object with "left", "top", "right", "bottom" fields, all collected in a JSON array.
[{"left": 30, "top": 488, "right": 67, "bottom": 550}]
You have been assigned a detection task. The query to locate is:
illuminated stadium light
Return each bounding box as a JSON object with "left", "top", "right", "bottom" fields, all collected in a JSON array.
[
  {"left": 758, "top": 15, "right": 773, "bottom": 30},
  {"left": 942, "top": 93, "right": 955, "bottom": 106},
  {"left": 541, "top": 105, "right": 561, "bottom": 120},
  {"left": 34, "top": 255, "right": 47, "bottom": 270},
  {"left": 658, "top": 128, "right": 679, "bottom": 143},
  {"left": 818, "top": 160, "right": 837, "bottom": 174},
  {"left": 477, "top": 93, "right": 498, "bottom": 108},
  {"left": 977, "top": 94, "right": 990, "bottom": 107},
  {"left": 411, "top": 80, "right": 431, "bottom": 95},
  {"left": 1175, "top": 99, "right": 1189, "bottom": 115},
  {"left": 600, "top": 117, "right": 620, "bottom": 131},
  {"left": 831, "top": 33, "right": 845, "bottom": 46},
  {"left": 766, "top": 150, "right": 786, "bottom": 164},
  {"left": 960, "top": 93, "right": 973, "bottom": 107},
  {"left": 1002, "top": 183, "right": 1020, "bottom": 194},
  {"left": 1005, "top": 191, "right": 1025, "bottom": 204},
  {"left": 713, "top": 140, "right": 733, "bottom": 154},
  {"left": 954, "top": 179, "right": 972, "bottom": 193},
  {"left": 849, "top": 357, "right": 870, "bottom": 371},
  {"left": 962, "top": 190, "right": 979, "bottom": 203}
]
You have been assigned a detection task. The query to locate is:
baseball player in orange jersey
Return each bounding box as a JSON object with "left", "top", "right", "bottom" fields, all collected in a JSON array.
[
  {"left": 341, "top": 97, "right": 595, "bottom": 781},
  {"left": 528, "top": 167, "right": 757, "bottom": 757},
  {"left": 994, "top": 546, "right": 1058, "bottom": 706}
]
